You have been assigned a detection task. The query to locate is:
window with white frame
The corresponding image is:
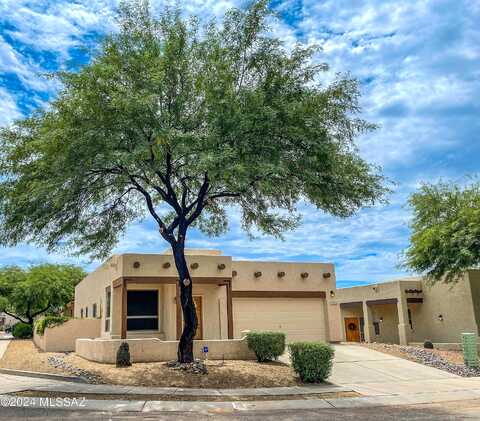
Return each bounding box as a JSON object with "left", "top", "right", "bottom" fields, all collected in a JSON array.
[{"left": 127, "top": 290, "right": 159, "bottom": 331}]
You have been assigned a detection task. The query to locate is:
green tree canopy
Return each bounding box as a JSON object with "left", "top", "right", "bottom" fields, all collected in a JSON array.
[
  {"left": 0, "top": 0, "right": 386, "bottom": 361},
  {"left": 404, "top": 180, "right": 480, "bottom": 284},
  {"left": 0, "top": 264, "right": 86, "bottom": 325}
]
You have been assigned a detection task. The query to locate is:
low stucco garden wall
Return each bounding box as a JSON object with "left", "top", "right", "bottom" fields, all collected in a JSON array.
[
  {"left": 76, "top": 337, "right": 256, "bottom": 363},
  {"left": 34, "top": 319, "right": 101, "bottom": 352}
]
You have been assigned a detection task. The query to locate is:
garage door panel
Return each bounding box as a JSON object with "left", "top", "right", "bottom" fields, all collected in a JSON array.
[{"left": 233, "top": 297, "right": 326, "bottom": 342}]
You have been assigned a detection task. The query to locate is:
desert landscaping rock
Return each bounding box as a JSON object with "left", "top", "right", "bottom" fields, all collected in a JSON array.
[
  {"left": 47, "top": 355, "right": 102, "bottom": 383},
  {"left": 365, "top": 343, "right": 480, "bottom": 377}
]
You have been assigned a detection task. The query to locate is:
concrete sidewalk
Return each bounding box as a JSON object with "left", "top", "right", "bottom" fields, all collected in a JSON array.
[{"left": 1, "top": 343, "right": 480, "bottom": 414}]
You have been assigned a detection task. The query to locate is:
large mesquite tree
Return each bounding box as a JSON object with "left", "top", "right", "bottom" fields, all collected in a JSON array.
[{"left": 0, "top": 1, "right": 386, "bottom": 362}]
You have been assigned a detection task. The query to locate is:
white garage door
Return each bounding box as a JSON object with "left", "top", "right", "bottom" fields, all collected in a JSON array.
[{"left": 233, "top": 297, "right": 327, "bottom": 342}]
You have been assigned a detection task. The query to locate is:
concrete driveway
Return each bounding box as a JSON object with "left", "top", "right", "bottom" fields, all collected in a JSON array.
[{"left": 328, "top": 344, "right": 480, "bottom": 397}]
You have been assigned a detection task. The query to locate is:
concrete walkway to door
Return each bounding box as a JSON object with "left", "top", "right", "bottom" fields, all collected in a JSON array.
[{"left": 329, "top": 344, "right": 480, "bottom": 398}]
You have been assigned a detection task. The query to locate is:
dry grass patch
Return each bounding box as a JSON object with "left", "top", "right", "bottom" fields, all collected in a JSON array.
[{"left": 0, "top": 340, "right": 299, "bottom": 388}]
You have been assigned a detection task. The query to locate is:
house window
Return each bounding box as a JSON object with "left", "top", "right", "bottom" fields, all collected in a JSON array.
[
  {"left": 127, "top": 290, "right": 159, "bottom": 331},
  {"left": 85, "top": 307, "right": 88, "bottom": 318},
  {"left": 373, "top": 322, "right": 380, "bottom": 336},
  {"left": 93, "top": 303, "right": 97, "bottom": 318},
  {"left": 80, "top": 309, "right": 83, "bottom": 318},
  {"left": 408, "top": 308, "right": 413, "bottom": 329},
  {"left": 105, "top": 287, "right": 111, "bottom": 332}
]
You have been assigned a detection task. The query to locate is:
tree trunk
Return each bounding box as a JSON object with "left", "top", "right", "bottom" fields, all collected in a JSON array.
[{"left": 172, "top": 243, "right": 197, "bottom": 363}]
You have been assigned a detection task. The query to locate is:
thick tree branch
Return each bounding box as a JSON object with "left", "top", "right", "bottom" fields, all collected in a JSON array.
[
  {"left": 30, "top": 302, "right": 52, "bottom": 319},
  {"left": 1, "top": 309, "right": 28, "bottom": 325}
]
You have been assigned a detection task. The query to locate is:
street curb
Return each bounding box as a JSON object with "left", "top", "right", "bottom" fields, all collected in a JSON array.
[{"left": 0, "top": 368, "right": 87, "bottom": 384}]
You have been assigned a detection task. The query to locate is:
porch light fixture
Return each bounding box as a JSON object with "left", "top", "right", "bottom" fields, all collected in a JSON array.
[
  {"left": 190, "top": 262, "right": 199, "bottom": 270},
  {"left": 217, "top": 263, "right": 226, "bottom": 270},
  {"left": 329, "top": 290, "right": 335, "bottom": 298},
  {"left": 232, "top": 270, "right": 238, "bottom": 277},
  {"left": 323, "top": 272, "right": 331, "bottom": 279},
  {"left": 437, "top": 314, "right": 444, "bottom": 322},
  {"left": 162, "top": 262, "right": 171, "bottom": 269},
  {"left": 277, "top": 271, "right": 286, "bottom": 278},
  {"left": 133, "top": 261, "right": 140, "bottom": 269},
  {"left": 254, "top": 271, "right": 262, "bottom": 278},
  {"left": 301, "top": 272, "right": 309, "bottom": 279},
  {"left": 372, "top": 286, "right": 378, "bottom": 292},
  {"left": 379, "top": 317, "right": 383, "bottom": 323}
]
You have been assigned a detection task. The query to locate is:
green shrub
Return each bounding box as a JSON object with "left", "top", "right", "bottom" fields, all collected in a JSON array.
[
  {"left": 12, "top": 322, "right": 33, "bottom": 339},
  {"left": 246, "top": 331, "right": 286, "bottom": 362},
  {"left": 35, "top": 315, "right": 70, "bottom": 336},
  {"left": 289, "top": 342, "right": 334, "bottom": 383},
  {"left": 423, "top": 340, "right": 434, "bottom": 349}
]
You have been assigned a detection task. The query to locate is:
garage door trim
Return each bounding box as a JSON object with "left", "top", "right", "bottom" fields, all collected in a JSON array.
[{"left": 232, "top": 290, "right": 326, "bottom": 298}]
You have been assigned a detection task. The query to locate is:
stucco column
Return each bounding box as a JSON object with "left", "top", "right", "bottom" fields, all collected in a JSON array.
[
  {"left": 111, "top": 283, "right": 123, "bottom": 339},
  {"left": 397, "top": 295, "right": 410, "bottom": 345},
  {"left": 362, "top": 301, "right": 374, "bottom": 343}
]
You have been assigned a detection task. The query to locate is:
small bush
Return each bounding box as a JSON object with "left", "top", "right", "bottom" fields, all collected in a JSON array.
[
  {"left": 289, "top": 342, "right": 334, "bottom": 383},
  {"left": 424, "top": 340, "right": 434, "bottom": 349},
  {"left": 246, "top": 331, "right": 286, "bottom": 362},
  {"left": 35, "top": 316, "right": 70, "bottom": 336},
  {"left": 12, "top": 322, "right": 33, "bottom": 339}
]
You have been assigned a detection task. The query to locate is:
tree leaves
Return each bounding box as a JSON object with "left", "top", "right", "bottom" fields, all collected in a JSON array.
[
  {"left": 0, "top": 0, "right": 386, "bottom": 258},
  {"left": 404, "top": 181, "right": 480, "bottom": 284}
]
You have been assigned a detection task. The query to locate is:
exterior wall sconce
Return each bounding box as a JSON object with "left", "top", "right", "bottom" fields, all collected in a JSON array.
[
  {"left": 133, "top": 261, "right": 140, "bottom": 269},
  {"left": 217, "top": 263, "right": 226, "bottom": 270},
  {"left": 372, "top": 286, "right": 378, "bottom": 292},
  {"left": 379, "top": 317, "right": 384, "bottom": 323},
  {"left": 323, "top": 272, "right": 331, "bottom": 279},
  {"left": 277, "top": 271, "right": 286, "bottom": 278},
  {"left": 254, "top": 271, "right": 262, "bottom": 278},
  {"left": 190, "top": 262, "right": 199, "bottom": 270},
  {"left": 329, "top": 290, "right": 335, "bottom": 298},
  {"left": 232, "top": 270, "right": 238, "bottom": 277},
  {"left": 162, "top": 262, "right": 171, "bottom": 269},
  {"left": 437, "top": 314, "right": 444, "bottom": 322},
  {"left": 301, "top": 272, "right": 309, "bottom": 279}
]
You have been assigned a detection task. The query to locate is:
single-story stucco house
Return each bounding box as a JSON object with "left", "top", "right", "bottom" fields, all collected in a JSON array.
[
  {"left": 35, "top": 249, "right": 478, "bottom": 361},
  {"left": 74, "top": 249, "right": 336, "bottom": 344}
]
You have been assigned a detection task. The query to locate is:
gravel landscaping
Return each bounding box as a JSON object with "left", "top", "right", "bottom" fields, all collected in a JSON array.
[
  {"left": 0, "top": 340, "right": 299, "bottom": 388},
  {"left": 362, "top": 343, "right": 480, "bottom": 377}
]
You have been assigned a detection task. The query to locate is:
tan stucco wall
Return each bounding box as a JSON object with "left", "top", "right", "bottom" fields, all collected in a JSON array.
[
  {"left": 76, "top": 337, "right": 256, "bottom": 363},
  {"left": 33, "top": 319, "right": 101, "bottom": 352},
  {"left": 231, "top": 260, "right": 335, "bottom": 292},
  {"left": 408, "top": 274, "right": 478, "bottom": 343},
  {"left": 74, "top": 251, "right": 334, "bottom": 344},
  {"left": 329, "top": 273, "right": 480, "bottom": 345}
]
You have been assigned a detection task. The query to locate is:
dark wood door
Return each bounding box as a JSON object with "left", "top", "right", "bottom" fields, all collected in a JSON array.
[
  {"left": 193, "top": 296, "right": 203, "bottom": 340},
  {"left": 345, "top": 317, "right": 361, "bottom": 342}
]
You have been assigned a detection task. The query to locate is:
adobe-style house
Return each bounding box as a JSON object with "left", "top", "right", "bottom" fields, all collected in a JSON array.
[
  {"left": 74, "top": 249, "right": 336, "bottom": 343},
  {"left": 35, "top": 249, "right": 479, "bottom": 360},
  {"left": 328, "top": 271, "right": 480, "bottom": 347}
]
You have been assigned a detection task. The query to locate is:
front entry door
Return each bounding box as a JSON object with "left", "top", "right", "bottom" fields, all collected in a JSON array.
[
  {"left": 344, "top": 317, "right": 361, "bottom": 342},
  {"left": 193, "top": 296, "right": 203, "bottom": 340}
]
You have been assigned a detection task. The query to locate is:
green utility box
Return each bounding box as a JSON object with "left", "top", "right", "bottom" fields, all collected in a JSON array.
[{"left": 462, "top": 333, "right": 479, "bottom": 368}]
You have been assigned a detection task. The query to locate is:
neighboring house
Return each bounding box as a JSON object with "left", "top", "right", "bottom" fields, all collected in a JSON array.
[
  {"left": 328, "top": 271, "right": 480, "bottom": 346},
  {"left": 73, "top": 249, "right": 480, "bottom": 348},
  {"left": 0, "top": 312, "right": 17, "bottom": 330},
  {"left": 74, "top": 249, "right": 336, "bottom": 343}
]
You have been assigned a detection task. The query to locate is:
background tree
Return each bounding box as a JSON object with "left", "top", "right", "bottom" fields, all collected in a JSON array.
[
  {"left": 0, "top": 1, "right": 386, "bottom": 362},
  {"left": 0, "top": 264, "right": 85, "bottom": 326},
  {"left": 404, "top": 180, "right": 480, "bottom": 284}
]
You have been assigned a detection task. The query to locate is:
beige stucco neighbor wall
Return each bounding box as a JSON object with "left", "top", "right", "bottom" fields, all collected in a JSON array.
[
  {"left": 76, "top": 337, "right": 256, "bottom": 364},
  {"left": 408, "top": 273, "right": 479, "bottom": 343},
  {"left": 34, "top": 319, "right": 101, "bottom": 352}
]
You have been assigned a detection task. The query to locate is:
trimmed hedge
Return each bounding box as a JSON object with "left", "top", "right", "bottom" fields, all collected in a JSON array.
[
  {"left": 289, "top": 342, "right": 334, "bottom": 383},
  {"left": 35, "top": 315, "right": 70, "bottom": 336},
  {"left": 246, "top": 331, "right": 286, "bottom": 362},
  {"left": 12, "top": 322, "right": 33, "bottom": 339}
]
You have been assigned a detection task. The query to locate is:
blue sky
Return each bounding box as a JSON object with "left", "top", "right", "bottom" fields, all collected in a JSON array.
[{"left": 0, "top": 0, "right": 479, "bottom": 287}]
